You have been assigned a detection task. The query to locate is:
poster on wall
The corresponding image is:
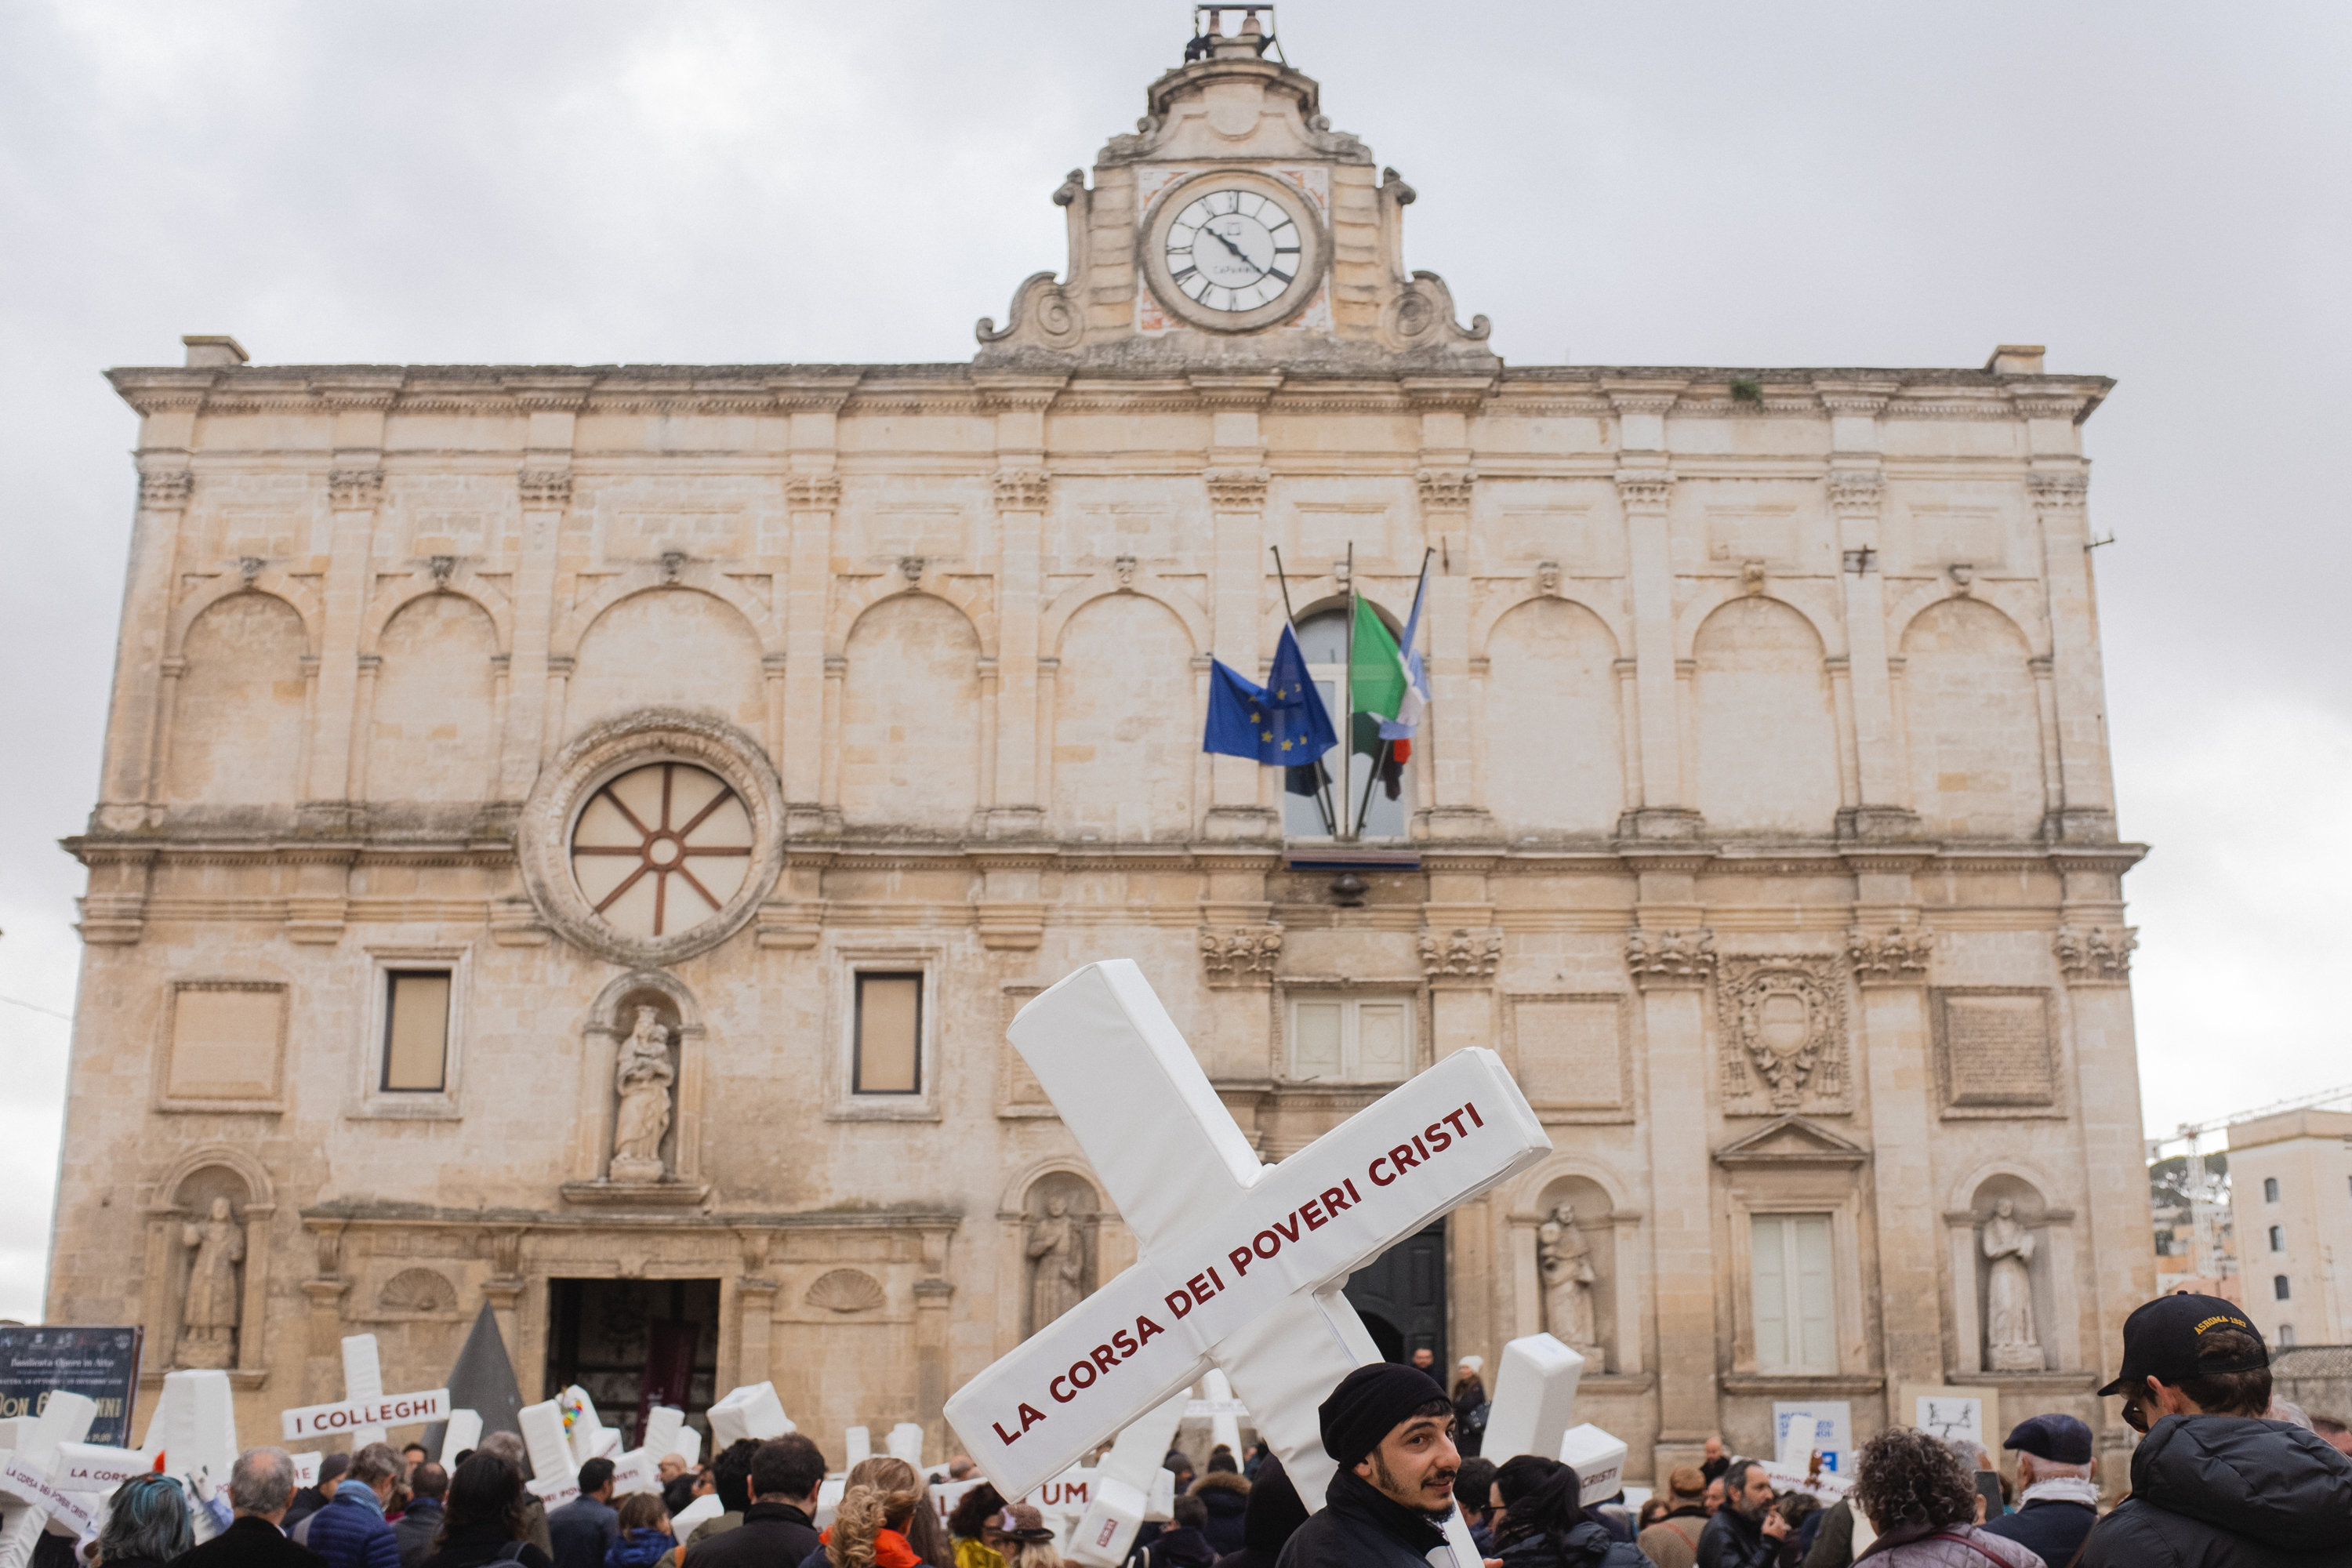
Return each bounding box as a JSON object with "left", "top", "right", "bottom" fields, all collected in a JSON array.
[
  {"left": 1772, "top": 1401, "right": 1853, "bottom": 1471},
  {"left": 0, "top": 1327, "right": 144, "bottom": 1447},
  {"left": 1899, "top": 1382, "right": 2001, "bottom": 1450}
]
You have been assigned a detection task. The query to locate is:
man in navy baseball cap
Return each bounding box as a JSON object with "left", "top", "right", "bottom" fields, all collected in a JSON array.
[
  {"left": 1981, "top": 1414, "right": 2097, "bottom": 1565},
  {"left": 2077, "top": 1292, "right": 2352, "bottom": 1568}
]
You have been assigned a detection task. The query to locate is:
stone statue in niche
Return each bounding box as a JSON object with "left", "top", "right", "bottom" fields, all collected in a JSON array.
[
  {"left": 1537, "top": 1203, "right": 1600, "bottom": 1356},
  {"left": 1026, "top": 1195, "right": 1087, "bottom": 1334},
  {"left": 610, "top": 1006, "right": 675, "bottom": 1183},
  {"left": 179, "top": 1196, "right": 244, "bottom": 1368},
  {"left": 1983, "top": 1199, "right": 2042, "bottom": 1371}
]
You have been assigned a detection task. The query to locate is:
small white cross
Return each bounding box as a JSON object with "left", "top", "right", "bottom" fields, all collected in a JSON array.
[
  {"left": 945, "top": 961, "right": 1551, "bottom": 1564},
  {"left": 1481, "top": 1334, "right": 1628, "bottom": 1506}
]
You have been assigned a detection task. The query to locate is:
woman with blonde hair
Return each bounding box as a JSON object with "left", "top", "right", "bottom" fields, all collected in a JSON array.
[{"left": 826, "top": 1479, "right": 925, "bottom": 1568}]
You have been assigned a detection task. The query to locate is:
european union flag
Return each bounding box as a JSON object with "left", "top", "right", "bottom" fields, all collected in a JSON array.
[{"left": 1202, "top": 625, "right": 1338, "bottom": 766}]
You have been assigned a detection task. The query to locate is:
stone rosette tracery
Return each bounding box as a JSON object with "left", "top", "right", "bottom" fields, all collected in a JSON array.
[{"left": 517, "top": 710, "right": 786, "bottom": 967}]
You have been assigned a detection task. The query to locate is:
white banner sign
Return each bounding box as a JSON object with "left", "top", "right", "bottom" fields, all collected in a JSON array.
[
  {"left": 280, "top": 1388, "right": 450, "bottom": 1441},
  {"left": 946, "top": 1045, "right": 1544, "bottom": 1496},
  {"left": 2, "top": 1456, "right": 95, "bottom": 1534},
  {"left": 53, "top": 1443, "right": 151, "bottom": 1490}
]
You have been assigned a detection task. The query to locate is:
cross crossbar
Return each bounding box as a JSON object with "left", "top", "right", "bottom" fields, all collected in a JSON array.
[{"left": 945, "top": 960, "right": 1549, "bottom": 1515}]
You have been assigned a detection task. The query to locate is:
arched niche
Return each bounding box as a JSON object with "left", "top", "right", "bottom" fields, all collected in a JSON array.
[
  {"left": 1502, "top": 1162, "right": 1641, "bottom": 1375},
  {"left": 166, "top": 592, "right": 310, "bottom": 809},
  {"left": 1690, "top": 597, "right": 1841, "bottom": 835},
  {"left": 1019, "top": 1171, "right": 1102, "bottom": 1337},
  {"left": 142, "top": 1149, "right": 276, "bottom": 1377},
  {"left": 837, "top": 593, "right": 982, "bottom": 833},
  {"left": 566, "top": 971, "right": 710, "bottom": 1198},
  {"left": 1947, "top": 1171, "right": 2076, "bottom": 1374}
]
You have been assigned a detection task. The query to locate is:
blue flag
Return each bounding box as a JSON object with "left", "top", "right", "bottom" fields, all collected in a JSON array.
[{"left": 1202, "top": 625, "right": 1338, "bottom": 766}]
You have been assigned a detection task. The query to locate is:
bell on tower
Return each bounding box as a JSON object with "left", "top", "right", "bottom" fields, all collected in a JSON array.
[{"left": 975, "top": 5, "right": 1491, "bottom": 370}]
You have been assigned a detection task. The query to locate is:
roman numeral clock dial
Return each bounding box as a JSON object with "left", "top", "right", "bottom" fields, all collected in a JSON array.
[
  {"left": 1167, "top": 190, "right": 1300, "bottom": 312},
  {"left": 1144, "top": 175, "right": 1323, "bottom": 333}
]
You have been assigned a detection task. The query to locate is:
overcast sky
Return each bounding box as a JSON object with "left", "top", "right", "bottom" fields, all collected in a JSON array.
[{"left": 2, "top": 2, "right": 2347, "bottom": 1321}]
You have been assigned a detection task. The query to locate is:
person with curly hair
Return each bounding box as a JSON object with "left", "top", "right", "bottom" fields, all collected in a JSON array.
[
  {"left": 946, "top": 1483, "right": 1008, "bottom": 1568},
  {"left": 1845, "top": 1428, "right": 2037, "bottom": 1568},
  {"left": 824, "top": 1482, "right": 924, "bottom": 1568}
]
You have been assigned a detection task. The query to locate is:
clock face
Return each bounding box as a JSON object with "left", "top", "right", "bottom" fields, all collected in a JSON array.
[{"left": 1165, "top": 188, "right": 1304, "bottom": 314}]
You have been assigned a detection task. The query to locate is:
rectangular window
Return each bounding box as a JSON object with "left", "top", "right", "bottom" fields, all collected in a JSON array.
[
  {"left": 854, "top": 973, "right": 923, "bottom": 1094},
  {"left": 2270, "top": 1225, "right": 2285, "bottom": 1252},
  {"left": 2274, "top": 1274, "right": 2292, "bottom": 1301},
  {"left": 1287, "top": 996, "right": 1414, "bottom": 1083},
  {"left": 1751, "top": 1214, "right": 1835, "bottom": 1374},
  {"left": 2279, "top": 1323, "right": 2298, "bottom": 1346},
  {"left": 381, "top": 971, "right": 452, "bottom": 1092},
  {"left": 2264, "top": 1177, "right": 2281, "bottom": 1203}
]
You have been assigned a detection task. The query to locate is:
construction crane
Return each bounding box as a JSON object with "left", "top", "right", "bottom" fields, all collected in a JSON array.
[{"left": 2146, "top": 1080, "right": 2352, "bottom": 1283}]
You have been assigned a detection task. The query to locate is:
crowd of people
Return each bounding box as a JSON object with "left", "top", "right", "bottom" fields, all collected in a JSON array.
[{"left": 28, "top": 1291, "right": 2352, "bottom": 1568}]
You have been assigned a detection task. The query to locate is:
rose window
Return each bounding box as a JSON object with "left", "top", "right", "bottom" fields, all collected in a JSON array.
[{"left": 568, "top": 762, "right": 754, "bottom": 938}]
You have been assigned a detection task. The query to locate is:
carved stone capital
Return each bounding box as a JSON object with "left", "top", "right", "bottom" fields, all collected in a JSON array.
[
  {"left": 993, "top": 470, "right": 1051, "bottom": 512},
  {"left": 1205, "top": 466, "right": 1271, "bottom": 510},
  {"left": 785, "top": 473, "right": 842, "bottom": 511},
  {"left": 2054, "top": 925, "right": 2135, "bottom": 985},
  {"left": 1847, "top": 926, "right": 1933, "bottom": 986},
  {"left": 1825, "top": 470, "right": 1885, "bottom": 511},
  {"left": 1625, "top": 927, "right": 1715, "bottom": 988},
  {"left": 328, "top": 467, "right": 385, "bottom": 510},
  {"left": 517, "top": 467, "right": 574, "bottom": 507},
  {"left": 139, "top": 469, "right": 194, "bottom": 510},
  {"left": 1615, "top": 474, "right": 1675, "bottom": 512},
  {"left": 2026, "top": 471, "right": 2090, "bottom": 510},
  {"left": 1200, "top": 924, "right": 1282, "bottom": 985},
  {"left": 1416, "top": 467, "right": 1476, "bottom": 513},
  {"left": 1419, "top": 926, "right": 1502, "bottom": 983}
]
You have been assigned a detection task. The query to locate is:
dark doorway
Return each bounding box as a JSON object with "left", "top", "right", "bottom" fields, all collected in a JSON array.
[
  {"left": 1344, "top": 1220, "right": 1446, "bottom": 1370},
  {"left": 546, "top": 1278, "right": 721, "bottom": 1445}
]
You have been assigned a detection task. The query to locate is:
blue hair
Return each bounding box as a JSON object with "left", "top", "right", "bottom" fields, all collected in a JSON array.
[{"left": 97, "top": 1473, "right": 194, "bottom": 1563}]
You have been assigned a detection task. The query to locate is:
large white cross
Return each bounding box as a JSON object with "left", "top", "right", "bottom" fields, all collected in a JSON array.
[
  {"left": 0, "top": 1391, "right": 103, "bottom": 1568},
  {"left": 1481, "top": 1334, "right": 1628, "bottom": 1506},
  {"left": 944, "top": 960, "right": 1551, "bottom": 1563}
]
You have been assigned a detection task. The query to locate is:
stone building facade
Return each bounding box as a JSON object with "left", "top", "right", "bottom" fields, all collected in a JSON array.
[{"left": 49, "top": 23, "right": 2155, "bottom": 1479}]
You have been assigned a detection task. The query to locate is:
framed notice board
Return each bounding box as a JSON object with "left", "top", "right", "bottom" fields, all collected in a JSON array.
[{"left": 0, "top": 1327, "right": 144, "bottom": 1446}]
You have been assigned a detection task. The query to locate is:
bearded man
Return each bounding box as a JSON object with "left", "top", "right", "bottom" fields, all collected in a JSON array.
[{"left": 1277, "top": 1362, "right": 1462, "bottom": 1568}]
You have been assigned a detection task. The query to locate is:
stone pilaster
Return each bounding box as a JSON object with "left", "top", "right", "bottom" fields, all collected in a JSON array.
[
  {"left": 98, "top": 416, "right": 200, "bottom": 829},
  {"left": 1626, "top": 846, "right": 1716, "bottom": 1472},
  {"left": 1407, "top": 377, "right": 1493, "bottom": 840},
  {"left": 1612, "top": 383, "right": 1697, "bottom": 838},
  {"left": 1200, "top": 373, "right": 1282, "bottom": 840},
  {"left": 777, "top": 376, "right": 858, "bottom": 837},
  {"left": 1820, "top": 441, "right": 1918, "bottom": 840},
  {"left": 1845, "top": 853, "right": 1941, "bottom": 1417},
  {"left": 499, "top": 378, "right": 592, "bottom": 801},
  {"left": 303, "top": 384, "right": 397, "bottom": 826},
  {"left": 2027, "top": 463, "right": 2117, "bottom": 842}
]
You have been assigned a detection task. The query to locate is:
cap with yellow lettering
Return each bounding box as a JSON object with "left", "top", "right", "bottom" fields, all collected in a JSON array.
[{"left": 2097, "top": 1291, "right": 2267, "bottom": 1397}]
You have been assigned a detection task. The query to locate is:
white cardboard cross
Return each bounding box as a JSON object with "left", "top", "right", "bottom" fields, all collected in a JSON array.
[
  {"left": 0, "top": 1392, "right": 102, "bottom": 1568},
  {"left": 943, "top": 961, "right": 1551, "bottom": 1564},
  {"left": 1481, "top": 1334, "right": 1628, "bottom": 1507},
  {"left": 281, "top": 1335, "right": 449, "bottom": 1447}
]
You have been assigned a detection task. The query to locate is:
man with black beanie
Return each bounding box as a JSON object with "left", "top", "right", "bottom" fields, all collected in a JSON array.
[{"left": 1275, "top": 1362, "right": 1461, "bottom": 1568}]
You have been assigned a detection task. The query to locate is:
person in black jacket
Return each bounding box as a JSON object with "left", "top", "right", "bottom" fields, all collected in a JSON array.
[
  {"left": 682, "top": 1434, "right": 826, "bottom": 1568},
  {"left": 1191, "top": 1466, "right": 1251, "bottom": 1557},
  {"left": 1275, "top": 1363, "right": 1461, "bottom": 1568},
  {"left": 1695, "top": 1461, "right": 1787, "bottom": 1568},
  {"left": 1487, "top": 1454, "right": 1648, "bottom": 1568},
  {"left": 2079, "top": 1291, "right": 2352, "bottom": 1568},
  {"left": 1979, "top": 1414, "right": 2099, "bottom": 1568},
  {"left": 1212, "top": 1451, "right": 1306, "bottom": 1568},
  {"left": 173, "top": 1447, "right": 329, "bottom": 1568}
]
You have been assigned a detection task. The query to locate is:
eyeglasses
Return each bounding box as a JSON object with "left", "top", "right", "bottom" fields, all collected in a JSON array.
[{"left": 2119, "top": 1395, "right": 2150, "bottom": 1434}]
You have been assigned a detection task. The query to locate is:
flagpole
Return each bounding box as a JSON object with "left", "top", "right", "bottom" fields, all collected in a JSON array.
[
  {"left": 1269, "top": 545, "right": 1338, "bottom": 837},
  {"left": 1349, "top": 547, "right": 1433, "bottom": 838},
  {"left": 1341, "top": 542, "right": 1357, "bottom": 842}
]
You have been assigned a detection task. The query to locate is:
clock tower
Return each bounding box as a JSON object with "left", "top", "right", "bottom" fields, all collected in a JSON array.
[{"left": 976, "top": 7, "right": 1496, "bottom": 369}]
